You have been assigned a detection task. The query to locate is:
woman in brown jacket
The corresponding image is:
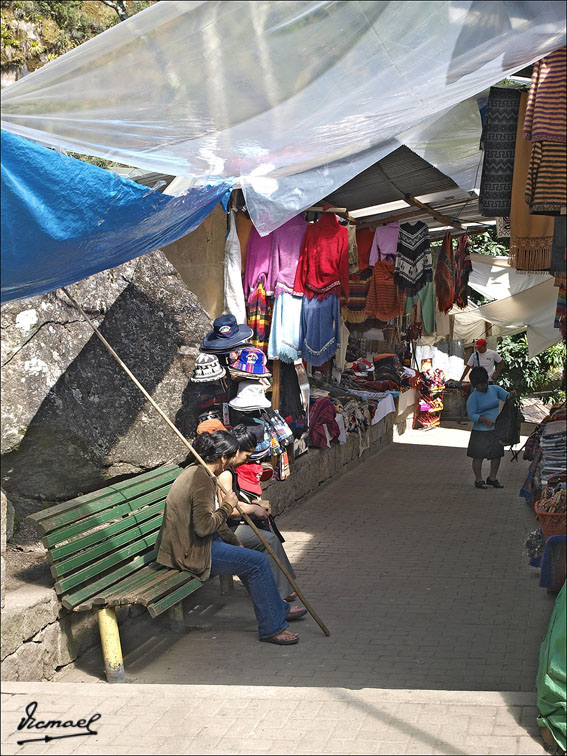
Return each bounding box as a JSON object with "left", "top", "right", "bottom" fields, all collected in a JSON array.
[{"left": 156, "top": 431, "right": 300, "bottom": 645}]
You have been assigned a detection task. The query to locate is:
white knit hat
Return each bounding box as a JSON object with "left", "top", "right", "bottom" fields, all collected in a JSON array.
[{"left": 190, "top": 353, "right": 226, "bottom": 383}]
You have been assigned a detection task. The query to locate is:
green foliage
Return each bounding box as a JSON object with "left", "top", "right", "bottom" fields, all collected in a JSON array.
[
  {"left": 467, "top": 227, "right": 510, "bottom": 257},
  {"left": 497, "top": 333, "right": 566, "bottom": 401}
]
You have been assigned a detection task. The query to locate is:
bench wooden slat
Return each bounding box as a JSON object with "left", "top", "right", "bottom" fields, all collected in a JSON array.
[
  {"left": 54, "top": 533, "right": 159, "bottom": 595},
  {"left": 33, "top": 467, "right": 180, "bottom": 535},
  {"left": 50, "top": 505, "right": 165, "bottom": 572},
  {"left": 132, "top": 570, "right": 197, "bottom": 606},
  {"left": 91, "top": 565, "right": 171, "bottom": 606},
  {"left": 27, "top": 465, "right": 179, "bottom": 526},
  {"left": 147, "top": 578, "right": 204, "bottom": 618},
  {"left": 61, "top": 550, "right": 158, "bottom": 610},
  {"left": 45, "top": 486, "right": 170, "bottom": 553}
]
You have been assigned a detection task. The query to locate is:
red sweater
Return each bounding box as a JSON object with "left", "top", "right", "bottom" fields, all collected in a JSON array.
[{"left": 293, "top": 213, "right": 349, "bottom": 299}]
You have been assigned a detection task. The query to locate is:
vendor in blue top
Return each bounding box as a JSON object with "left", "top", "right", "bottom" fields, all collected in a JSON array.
[{"left": 466, "top": 366, "right": 515, "bottom": 490}]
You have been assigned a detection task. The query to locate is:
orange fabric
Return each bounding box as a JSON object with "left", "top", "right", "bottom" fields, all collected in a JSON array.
[
  {"left": 236, "top": 211, "right": 254, "bottom": 270},
  {"left": 197, "top": 419, "right": 227, "bottom": 434},
  {"left": 365, "top": 259, "right": 405, "bottom": 321},
  {"left": 356, "top": 228, "right": 374, "bottom": 271}
]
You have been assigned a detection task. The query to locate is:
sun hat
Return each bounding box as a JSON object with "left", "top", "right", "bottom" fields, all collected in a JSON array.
[
  {"left": 196, "top": 419, "right": 227, "bottom": 434},
  {"left": 198, "top": 409, "right": 223, "bottom": 424},
  {"left": 229, "top": 380, "right": 272, "bottom": 411},
  {"left": 475, "top": 338, "right": 487, "bottom": 349},
  {"left": 202, "top": 314, "right": 253, "bottom": 353},
  {"left": 190, "top": 353, "right": 226, "bottom": 383},
  {"left": 228, "top": 347, "right": 271, "bottom": 378}
]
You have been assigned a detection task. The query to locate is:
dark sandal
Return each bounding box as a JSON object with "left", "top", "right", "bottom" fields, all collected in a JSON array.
[
  {"left": 475, "top": 480, "right": 488, "bottom": 489},
  {"left": 260, "top": 631, "right": 299, "bottom": 645},
  {"left": 287, "top": 607, "right": 307, "bottom": 621}
]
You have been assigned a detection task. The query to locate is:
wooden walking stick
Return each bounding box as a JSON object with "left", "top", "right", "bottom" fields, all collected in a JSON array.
[{"left": 61, "top": 288, "right": 330, "bottom": 637}]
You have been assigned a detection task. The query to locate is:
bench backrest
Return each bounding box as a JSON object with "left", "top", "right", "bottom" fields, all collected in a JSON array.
[{"left": 27, "top": 465, "right": 183, "bottom": 611}]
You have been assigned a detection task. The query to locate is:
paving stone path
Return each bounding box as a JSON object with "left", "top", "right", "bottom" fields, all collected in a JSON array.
[{"left": 2, "top": 423, "right": 556, "bottom": 755}]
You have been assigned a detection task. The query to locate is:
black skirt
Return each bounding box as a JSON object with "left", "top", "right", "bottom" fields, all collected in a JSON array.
[{"left": 467, "top": 429, "right": 504, "bottom": 460}]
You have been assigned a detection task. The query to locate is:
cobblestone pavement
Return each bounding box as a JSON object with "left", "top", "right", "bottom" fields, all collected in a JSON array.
[{"left": 2, "top": 423, "right": 556, "bottom": 755}]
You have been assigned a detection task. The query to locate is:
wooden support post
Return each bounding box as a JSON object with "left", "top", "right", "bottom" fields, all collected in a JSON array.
[
  {"left": 167, "top": 602, "right": 185, "bottom": 632},
  {"left": 271, "top": 359, "right": 281, "bottom": 411},
  {"left": 219, "top": 574, "right": 234, "bottom": 595},
  {"left": 405, "top": 195, "right": 464, "bottom": 231},
  {"left": 97, "top": 607, "right": 125, "bottom": 683}
]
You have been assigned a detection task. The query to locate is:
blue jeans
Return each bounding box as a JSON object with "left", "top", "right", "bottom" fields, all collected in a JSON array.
[{"left": 210, "top": 534, "right": 290, "bottom": 640}]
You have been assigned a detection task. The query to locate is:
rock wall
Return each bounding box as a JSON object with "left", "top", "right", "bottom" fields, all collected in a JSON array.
[{"left": 1, "top": 250, "right": 212, "bottom": 541}]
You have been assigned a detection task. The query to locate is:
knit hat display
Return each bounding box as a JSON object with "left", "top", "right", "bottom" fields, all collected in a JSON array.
[
  {"left": 202, "top": 314, "right": 253, "bottom": 353},
  {"left": 228, "top": 347, "right": 271, "bottom": 378},
  {"left": 190, "top": 353, "right": 226, "bottom": 383},
  {"left": 352, "top": 358, "right": 374, "bottom": 377},
  {"left": 196, "top": 419, "right": 227, "bottom": 434},
  {"left": 229, "top": 380, "right": 272, "bottom": 411}
]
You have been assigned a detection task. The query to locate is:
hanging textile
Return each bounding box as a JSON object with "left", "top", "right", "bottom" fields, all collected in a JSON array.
[
  {"left": 267, "top": 292, "right": 302, "bottom": 363},
  {"left": 340, "top": 268, "right": 373, "bottom": 323},
  {"left": 496, "top": 217, "right": 511, "bottom": 238},
  {"left": 347, "top": 225, "right": 359, "bottom": 273},
  {"left": 223, "top": 208, "right": 247, "bottom": 323},
  {"left": 434, "top": 231, "right": 455, "bottom": 314},
  {"left": 550, "top": 217, "right": 566, "bottom": 274},
  {"left": 523, "top": 47, "right": 566, "bottom": 144},
  {"left": 243, "top": 227, "right": 272, "bottom": 301},
  {"left": 355, "top": 228, "right": 375, "bottom": 272},
  {"left": 404, "top": 281, "right": 436, "bottom": 335},
  {"left": 510, "top": 92, "right": 554, "bottom": 271},
  {"left": 453, "top": 235, "right": 473, "bottom": 309},
  {"left": 525, "top": 140, "right": 567, "bottom": 215},
  {"left": 394, "top": 221, "right": 433, "bottom": 295},
  {"left": 298, "top": 295, "right": 341, "bottom": 366},
  {"left": 369, "top": 222, "right": 400, "bottom": 266},
  {"left": 308, "top": 398, "right": 340, "bottom": 449},
  {"left": 236, "top": 210, "right": 254, "bottom": 270},
  {"left": 293, "top": 213, "right": 349, "bottom": 300},
  {"left": 478, "top": 87, "right": 522, "bottom": 217},
  {"left": 247, "top": 276, "right": 272, "bottom": 354},
  {"left": 266, "top": 214, "right": 308, "bottom": 297},
  {"left": 365, "top": 259, "right": 405, "bottom": 321}
]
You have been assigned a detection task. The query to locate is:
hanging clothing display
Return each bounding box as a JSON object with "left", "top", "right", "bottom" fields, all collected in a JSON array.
[
  {"left": 293, "top": 213, "right": 349, "bottom": 300},
  {"left": 550, "top": 217, "right": 566, "bottom": 274},
  {"left": 478, "top": 87, "right": 522, "bottom": 217},
  {"left": 453, "top": 235, "right": 473, "bottom": 309},
  {"left": 525, "top": 140, "right": 567, "bottom": 215},
  {"left": 369, "top": 222, "right": 400, "bottom": 266},
  {"left": 223, "top": 209, "right": 247, "bottom": 323},
  {"left": 365, "top": 258, "right": 405, "bottom": 321},
  {"left": 347, "top": 225, "right": 358, "bottom": 273},
  {"left": 404, "top": 281, "right": 436, "bottom": 335},
  {"left": 298, "top": 294, "right": 341, "bottom": 366},
  {"left": 247, "top": 276, "right": 272, "bottom": 354},
  {"left": 267, "top": 292, "right": 302, "bottom": 363},
  {"left": 394, "top": 221, "right": 433, "bottom": 295},
  {"left": 236, "top": 210, "right": 254, "bottom": 270},
  {"left": 434, "top": 232, "right": 455, "bottom": 314},
  {"left": 266, "top": 214, "right": 308, "bottom": 297},
  {"left": 308, "top": 397, "right": 340, "bottom": 449},
  {"left": 340, "top": 268, "right": 373, "bottom": 323},
  {"left": 510, "top": 92, "right": 555, "bottom": 271},
  {"left": 243, "top": 227, "right": 272, "bottom": 301},
  {"left": 523, "top": 47, "right": 566, "bottom": 144},
  {"left": 355, "top": 227, "right": 375, "bottom": 272}
]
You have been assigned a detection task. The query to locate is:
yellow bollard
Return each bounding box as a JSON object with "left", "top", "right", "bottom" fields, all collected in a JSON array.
[{"left": 97, "top": 607, "right": 125, "bottom": 683}]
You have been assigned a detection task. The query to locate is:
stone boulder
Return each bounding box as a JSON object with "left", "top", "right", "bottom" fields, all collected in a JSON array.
[{"left": 1, "top": 250, "right": 212, "bottom": 540}]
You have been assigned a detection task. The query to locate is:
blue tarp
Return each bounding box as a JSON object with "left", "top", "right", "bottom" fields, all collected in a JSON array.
[{"left": 0, "top": 130, "right": 233, "bottom": 303}]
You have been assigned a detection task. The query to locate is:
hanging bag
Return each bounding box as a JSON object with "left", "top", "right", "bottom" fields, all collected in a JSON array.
[{"left": 494, "top": 394, "right": 522, "bottom": 448}]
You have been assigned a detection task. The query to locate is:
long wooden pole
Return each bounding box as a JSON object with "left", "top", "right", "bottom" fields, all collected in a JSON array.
[{"left": 61, "top": 287, "right": 330, "bottom": 637}]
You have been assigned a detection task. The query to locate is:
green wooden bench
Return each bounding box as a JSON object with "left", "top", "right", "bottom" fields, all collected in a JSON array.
[{"left": 27, "top": 464, "right": 232, "bottom": 682}]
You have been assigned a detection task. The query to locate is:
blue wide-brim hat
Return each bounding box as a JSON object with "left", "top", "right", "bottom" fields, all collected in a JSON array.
[{"left": 202, "top": 314, "right": 253, "bottom": 352}]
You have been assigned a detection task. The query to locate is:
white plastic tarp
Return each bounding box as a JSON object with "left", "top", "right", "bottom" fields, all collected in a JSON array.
[
  {"left": 453, "top": 279, "right": 561, "bottom": 356},
  {"left": 2, "top": 1, "right": 565, "bottom": 234},
  {"left": 468, "top": 254, "right": 552, "bottom": 299}
]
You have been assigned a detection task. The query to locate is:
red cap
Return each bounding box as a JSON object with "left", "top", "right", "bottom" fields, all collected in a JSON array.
[{"left": 475, "top": 339, "right": 487, "bottom": 348}]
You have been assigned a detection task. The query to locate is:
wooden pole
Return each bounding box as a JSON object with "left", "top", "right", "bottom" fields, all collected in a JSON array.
[
  {"left": 271, "top": 359, "right": 281, "bottom": 411},
  {"left": 61, "top": 287, "right": 330, "bottom": 637}
]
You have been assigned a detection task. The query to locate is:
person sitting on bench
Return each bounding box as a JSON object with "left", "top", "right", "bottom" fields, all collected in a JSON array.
[{"left": 156, "top": 430, "right": 303, "bottom": 645}]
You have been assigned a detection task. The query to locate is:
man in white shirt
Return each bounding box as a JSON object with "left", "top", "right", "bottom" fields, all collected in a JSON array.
[{"left": 460, "top": 339, "right": 505, "bottom": 383}]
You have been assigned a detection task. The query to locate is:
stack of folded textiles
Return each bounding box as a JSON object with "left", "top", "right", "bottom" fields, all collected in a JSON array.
[{"left": 540, "top": 420, "right": 567, "bottom": 484}]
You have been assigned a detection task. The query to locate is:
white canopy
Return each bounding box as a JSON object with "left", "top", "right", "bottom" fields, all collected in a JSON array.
[{"left": 2, "top": 1, "right": 565, "bottom": 233}]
